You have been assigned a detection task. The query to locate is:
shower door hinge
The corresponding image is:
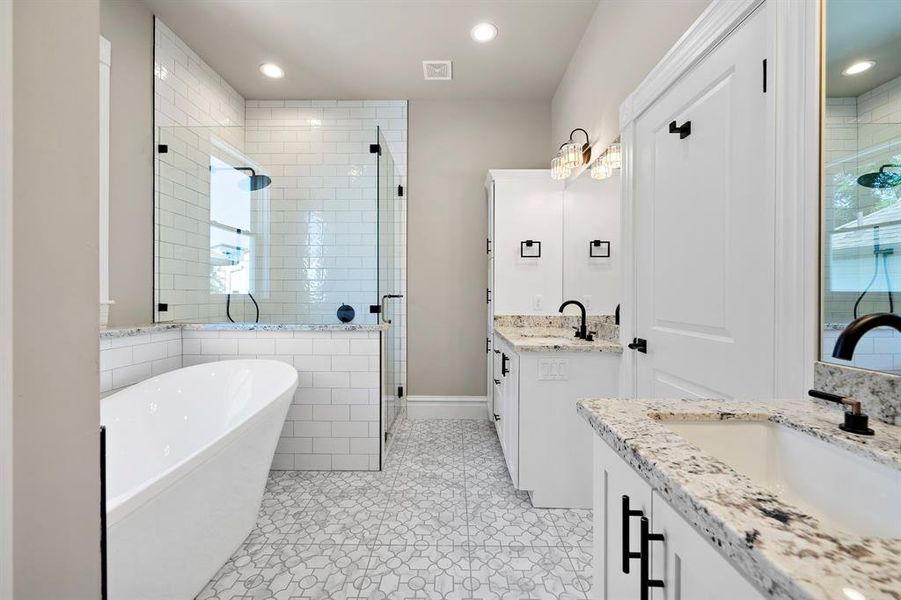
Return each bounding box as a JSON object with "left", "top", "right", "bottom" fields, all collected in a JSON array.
[
  {"left": 397, "top": 386, "right": 404, "bottom": 398},
  {"left": 157, "top": 144, "right": 168, "bottom": 153},
  {"left": 369, "top": 304, "right": 381, "bottom": 314},
  {"left": 369, "top": 143, "right": 381, "bottom": 155},
  {"left": 397, "top": 185, "right": 404, "bottom": 197},
  {"left": 157, "top": 302, "right": 168, "bottom": 312}
]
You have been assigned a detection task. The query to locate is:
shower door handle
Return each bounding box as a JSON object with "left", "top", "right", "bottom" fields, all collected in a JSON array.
[{"left": 380, "top": 294, "right": 404, "bottom": 324}]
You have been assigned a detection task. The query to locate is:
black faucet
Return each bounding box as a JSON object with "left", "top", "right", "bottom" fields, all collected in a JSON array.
[
  {"left": 832, "top": 312, "right": 901, "bottom": 360},
  {"left": 559, "top": 300, "right": 592, "bottom": 341}
]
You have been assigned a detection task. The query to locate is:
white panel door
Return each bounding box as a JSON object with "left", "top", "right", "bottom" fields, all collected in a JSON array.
[
  {"left": 634, "top": 6, "right": 774, "bottom": 400},
  {"left": 493, "top": 175, "right": 563, "bottom": 314}
]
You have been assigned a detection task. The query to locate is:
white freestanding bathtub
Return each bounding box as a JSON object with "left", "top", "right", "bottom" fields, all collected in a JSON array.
[{"left": 101, "top": 359, "right": 298, "bottom": 600}]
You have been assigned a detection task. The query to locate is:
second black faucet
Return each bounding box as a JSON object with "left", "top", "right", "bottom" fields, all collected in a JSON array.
[{"left": 559, "top": 299, "right": 593, "bottom": 341}]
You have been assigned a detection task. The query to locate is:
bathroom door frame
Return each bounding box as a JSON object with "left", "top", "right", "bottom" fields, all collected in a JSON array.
[
  {"left": 0, "top": 0, "right": 14, "bottom": 595},
  {"left": 618, "top": 0, "right": 820, "bottom": 399}
]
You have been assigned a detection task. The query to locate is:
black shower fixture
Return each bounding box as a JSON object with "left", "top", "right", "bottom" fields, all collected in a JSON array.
[
  {"left": 857, "top": 164, "right": 900, "bottom": 189},
  {"left": 233, "top": 167, "right": 272, "bottom": 191}
]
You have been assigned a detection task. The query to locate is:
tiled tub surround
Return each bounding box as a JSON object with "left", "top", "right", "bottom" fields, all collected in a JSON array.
[
  {"left": 197, "top": 419, "right": 593, "bottom": 600},
  {"left": 493, "top": 314, "right": 622, "bottom": 353},
  {"left": 100, "top": 323, "right": 384, "bottom": 471},
  {"left": 814, "top": 360, "right": 901, "bottom": 425},
  {"left": 577, "top": 398, "right": 901, "bottom": 600}
]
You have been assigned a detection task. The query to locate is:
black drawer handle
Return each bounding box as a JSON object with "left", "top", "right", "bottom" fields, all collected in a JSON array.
[
  {"left": 640, "top": 517, "right": 665, "bottom": 600},
  {"left": 501, "top": 353, "right": 510, "bottom": 376},
  {"left": 622, "top": 495, "right": 643, "bottom": 573},
  {"left": 493, "top": 379, "right": 501, "bottom": 385},
  {"left": 493, "top": 413, "right": 500, "bottom": 421},
  {"left": 668, "top": 120, "right": 691, "bottom": 139}
]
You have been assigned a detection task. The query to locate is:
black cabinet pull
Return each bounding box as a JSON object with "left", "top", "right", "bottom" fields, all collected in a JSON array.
[
  {"left": 493, "top": 379, "right": 501, "bottom": 385},
  {"left": 501, "top": 353, "right": 510, "bottom": 376},
  {"left": 628, "top": 338, "right": 648, "bottom": 354},
  {"left": 493, "top": 413, "right": 500, "bottom": 421},
  {"left": 668, "top": 120, "right": 691, "bottom": 139},
  {"left": 622, "top": 495, "right": 644, "bottom": 574},
  {"left": 640, "top": 517, "right": 665, "bottom": 600}
]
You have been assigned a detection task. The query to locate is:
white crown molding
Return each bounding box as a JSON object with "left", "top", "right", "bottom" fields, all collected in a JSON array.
[
  {"left": 406, "top": 396, "right": 488, "bottom": 420},
  {"left": 619, "top": 0, "right": 764, "bottom": 129}
]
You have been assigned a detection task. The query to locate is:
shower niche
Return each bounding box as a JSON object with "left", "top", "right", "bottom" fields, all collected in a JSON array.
[{"left": 820, "top": 0, "right": 901, "bottom": 374}]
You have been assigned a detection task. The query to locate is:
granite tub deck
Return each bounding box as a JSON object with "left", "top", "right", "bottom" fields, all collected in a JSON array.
[
  {"left": 100, "top": 321, "right": 386, "bottom": 339},
  {"left": 577, "top": 398, "right": 901, "bottom": 600},
  {"left": 493, "top": 315, "right": 622, "bottom": 353}
]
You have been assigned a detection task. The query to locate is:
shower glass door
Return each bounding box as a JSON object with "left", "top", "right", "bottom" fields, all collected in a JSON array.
[{"left": 377, "top": 127, "right": 404, "bottom": 445}]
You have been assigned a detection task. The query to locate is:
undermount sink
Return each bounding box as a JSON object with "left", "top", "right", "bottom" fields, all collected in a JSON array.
[{"left": 660, "top": 419, "right": 901, "bottom": 538}]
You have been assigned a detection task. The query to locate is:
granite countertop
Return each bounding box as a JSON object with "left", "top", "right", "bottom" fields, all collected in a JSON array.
[
  {"left": 100, "top": 322, "right": 385, "bottom": 338},
  {"left": 494, "top": 326, "right": 623, "bottom": 353},
  {"left": 577, "top": 398, "right": 901, "bottom": 600}
]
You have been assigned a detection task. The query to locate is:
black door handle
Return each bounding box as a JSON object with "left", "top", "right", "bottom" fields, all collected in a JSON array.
[
  {"left": 628, "top": 338, "right": 648, "bottom": 353},
  {"left": 501, "top": 353, "right": 510, "bottom": 376},
  {"left": 640, "top": 517, "right": 665, "bottom": 600},
  {"left": 622, "top": 495, "right": 644, "bottom": 574},
  {"left": 668, "top": 120, "right": 691, "bottom": 139}
]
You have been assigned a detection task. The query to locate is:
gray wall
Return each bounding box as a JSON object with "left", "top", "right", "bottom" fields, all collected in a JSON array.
[
  {"left": 407, "top": 100, "right": 550, "bottom": 397},
  {"left": 101, "top": 0, "right": 154, "bottom": 327},
  {"left": 12, "top": 0, "right": 101, "bottom": 598},
  {"left": 552, "top": 0, "right": 711, "bottom": 152}
]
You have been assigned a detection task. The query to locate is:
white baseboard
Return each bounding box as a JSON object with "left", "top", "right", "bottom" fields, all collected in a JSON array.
[{"left": 406, "top": 396, "right": 488, "bottom": 419}]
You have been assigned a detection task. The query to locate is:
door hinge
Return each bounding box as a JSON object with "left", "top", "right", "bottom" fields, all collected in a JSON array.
[
  {"left": 762, "top": 58, "right": 768, "bottom": 93},
  {"left": 486, "top": 238, "right": 491, "bottom": 255},
  {"left": 397, "top": 184, "right": 404, "bottom": 197},
  {"left": 486, "top": 288, "right": 491, "bottom": 304},
  {"left": 397, "top": 386, "right": 404, "bottom": 398},
  {"left": 486, "top": 337, "right": 491, "bottom": 354},
  {"left": 369, "top": 143, "right": 381, "bottom": 155}
]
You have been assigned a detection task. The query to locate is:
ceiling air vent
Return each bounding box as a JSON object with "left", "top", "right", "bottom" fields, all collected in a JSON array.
[{"left": 422, "top": 60, "right": 452, "bottom": 81}]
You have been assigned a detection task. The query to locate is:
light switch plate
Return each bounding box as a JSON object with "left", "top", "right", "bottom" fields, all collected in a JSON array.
[{"left": 533, "top": 295, "right": 543, "bottom": 310}]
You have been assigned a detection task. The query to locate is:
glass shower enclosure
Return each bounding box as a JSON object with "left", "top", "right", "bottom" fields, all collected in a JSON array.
[{"left": 153, "top": 121, "right": 406, "bottom": 445}]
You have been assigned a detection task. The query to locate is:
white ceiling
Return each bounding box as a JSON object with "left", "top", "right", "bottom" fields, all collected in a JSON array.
[
  {"left": 825, "top": 0, "right": 901, "bottom": 96},
  {"left": 143, "top": 0, "right": 600, "bottom": 101}
]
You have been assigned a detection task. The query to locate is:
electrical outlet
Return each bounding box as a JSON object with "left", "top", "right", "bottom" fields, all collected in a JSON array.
[
  {"left": 538, "top": 359, "right": 569, "bottom": 381},
  {"left": 533, "top": 295, "right": 543, "bottom": 310}
]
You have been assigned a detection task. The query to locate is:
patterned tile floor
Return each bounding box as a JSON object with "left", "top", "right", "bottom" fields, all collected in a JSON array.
[{"left": 197, "top": 419, "right": 593, "bottom": 599}]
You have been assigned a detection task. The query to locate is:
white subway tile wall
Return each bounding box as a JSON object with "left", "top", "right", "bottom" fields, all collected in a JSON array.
[
  {"left": 181, "top": 329, "right": 382, "bottom": 470},
  {"left": 100, "top": 330, "right": 183, "bottom": 397},
  {"left": 823, "top": 74, "right": 901, "bottom": 372},
  {"left": 153, "top": 20, "right": 407, "bottom": 410}
]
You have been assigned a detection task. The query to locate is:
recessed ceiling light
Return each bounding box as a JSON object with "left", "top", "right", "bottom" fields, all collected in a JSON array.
[
  {"left": 842, "top": 60, "right": 875, "bottom": 76},
  {"left": 259, "top": 63, "right": 284, "bottom": 79},
  {"left": 470, "top": 22, "right": 498, "bottom": 43}
]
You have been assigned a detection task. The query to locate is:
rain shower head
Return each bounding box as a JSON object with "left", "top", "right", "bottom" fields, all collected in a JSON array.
[
  {"left": 233, "top": 167, "right": 272, "bottom": 191},
  {"left": 857, "top": 164, "right": 901, "bottom": 189}
]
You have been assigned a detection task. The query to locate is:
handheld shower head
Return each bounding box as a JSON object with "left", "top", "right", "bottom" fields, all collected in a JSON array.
[{"left": 857, "top": 164, "right": 901, "bottom": 189}]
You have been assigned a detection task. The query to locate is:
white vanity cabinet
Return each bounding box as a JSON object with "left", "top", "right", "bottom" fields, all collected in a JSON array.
[
  {"left": 592, "top": 437, "right": 765, "bottom": 600},
  {"left": 495, "top": 333, "right": 620, "bottom": 508}
]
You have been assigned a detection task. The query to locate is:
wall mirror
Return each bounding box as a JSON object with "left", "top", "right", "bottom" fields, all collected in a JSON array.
[{"left": 821, "top": 0, "right": 901, "bottom": 373}]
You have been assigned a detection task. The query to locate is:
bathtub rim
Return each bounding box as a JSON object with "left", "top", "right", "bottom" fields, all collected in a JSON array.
[{"left": 102, "top": 359, "right": 297, "bottom": 526}]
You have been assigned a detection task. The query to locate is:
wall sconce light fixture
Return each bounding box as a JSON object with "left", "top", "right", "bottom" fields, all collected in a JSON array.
[
  {"left": 551, "top": 129, "right": 591, "bottom": 179},
  {"left": 590, "top": 137, "right": 622, "bottom": 181},
  {"left": 551, "top": 143, "right": 571, "bottom": 180}
]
